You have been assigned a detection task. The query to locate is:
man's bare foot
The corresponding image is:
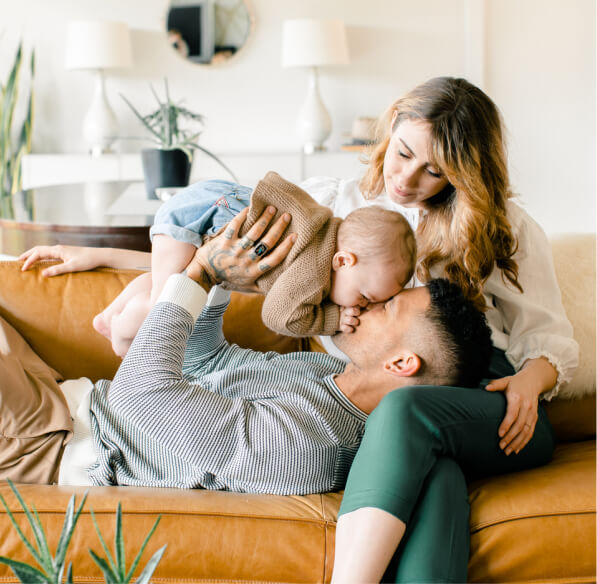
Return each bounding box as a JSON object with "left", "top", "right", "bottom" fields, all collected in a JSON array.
[{"left": 93, "top": 312, "right": 112, "bottom": 340}]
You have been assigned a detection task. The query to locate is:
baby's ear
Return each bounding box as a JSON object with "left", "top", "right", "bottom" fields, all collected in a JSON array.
[{"left": 332, "top": 251, "right": 357, "bottom": 271}]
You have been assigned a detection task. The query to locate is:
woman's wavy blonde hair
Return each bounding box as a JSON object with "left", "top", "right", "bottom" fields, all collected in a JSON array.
[{"left": 360, "top": 76, "right": 522, "bottom": 310}]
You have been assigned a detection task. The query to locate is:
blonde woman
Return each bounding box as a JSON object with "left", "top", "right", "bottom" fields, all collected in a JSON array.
[{"left": 299, "top": 77, "right": 578, "bottom": 583}]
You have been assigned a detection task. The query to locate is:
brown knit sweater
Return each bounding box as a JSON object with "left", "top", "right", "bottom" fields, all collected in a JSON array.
[{"left": 238, "top": 171, "right": 341, "bottom": 337}]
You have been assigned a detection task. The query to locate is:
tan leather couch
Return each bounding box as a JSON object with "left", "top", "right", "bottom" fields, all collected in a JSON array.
[{"left": 0, "top": 233, "right": 595, "bottom": 583}]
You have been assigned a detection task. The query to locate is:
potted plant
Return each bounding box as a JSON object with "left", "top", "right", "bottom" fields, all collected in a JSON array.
[
  {"left": 0, "top": 41, "right": 35, "bottom": 217},
  {"left": 121, "top": 79, "right": 236, "bottom": 199}
]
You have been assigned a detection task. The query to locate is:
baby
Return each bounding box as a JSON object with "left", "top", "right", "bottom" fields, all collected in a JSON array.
[{"left": 93, "top": 171, "right": 416, "bottom": 356}]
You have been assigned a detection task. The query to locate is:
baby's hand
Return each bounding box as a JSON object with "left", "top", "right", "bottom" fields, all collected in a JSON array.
[{"left": 338, "top": 306, "right": 362, "bottom": 333}]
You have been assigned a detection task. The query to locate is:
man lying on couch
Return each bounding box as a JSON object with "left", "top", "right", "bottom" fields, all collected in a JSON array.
[{"left": 2, "top": 207, "right": 493, "bottom": 494}]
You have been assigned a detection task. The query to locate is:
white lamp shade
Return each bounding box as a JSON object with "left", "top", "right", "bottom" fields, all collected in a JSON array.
[
  {"left": 65, "top": 21, "right": 133, "bottom": 70},
  {"left": 282, "top": 19, "right": 350, "bottom": 68}
]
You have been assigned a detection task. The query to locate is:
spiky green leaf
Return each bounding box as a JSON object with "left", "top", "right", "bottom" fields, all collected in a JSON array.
[
  {"left": 65, "top": 562, "right": 74, "bottom": 584},
  {"left": 55, "top": 491, "right": 87, "bottom": 569},
  {"left": 1, "top": 42, "right": 22, "bottom": 145},
  {"left": 90, "top": 508, "right": 118, "bottom": 575},
  {"left": 89, "top": 549, "right": 118, "bottom": 583},
  {"left": 132, "top": 545, "right": 167, "bottom": 584},
  {"left": 125, "top": 516, "right": 161, "bottom": 582},
  {"left": 0, "top": 42, "right": 34, "bottom": 211},
  {"left": 120, "top": 94, "right": 164, "bottom": 143},
  {"left": 0, "top": 556, "right": 49, "bottom": 583},
  {"left": 0, "top": 482, "right": 44, "bottom": 568},
  {"left": 114, "top": 502, "right": 126, "bottom": 579}
]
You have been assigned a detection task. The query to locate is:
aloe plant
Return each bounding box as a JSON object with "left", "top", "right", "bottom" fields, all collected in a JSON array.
[
  {"left": 121, "top": 78, "right": 237, "bottom": 181},
  {"left": 0, "top": 480, "right": 166, "bottom": 584},
  {"left": 0, "top": 479, "right": 86, "bottom": 583},
  {"left": 0, "top": 41, "right": 35, "bottom": 218},
  {"left": 89, "top": 503, "right": 166, "bottom": 584}
]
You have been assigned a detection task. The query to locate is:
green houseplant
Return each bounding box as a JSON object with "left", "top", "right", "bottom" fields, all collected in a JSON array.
[
  {"left": 121, "top": 79, "right": 236, "bottom": 199},
  {"left": 0, "top": 41, "right": 35, "bottom": 217},
  {"left": 0, "top": 480, "right": 166, "bottom": 583}
]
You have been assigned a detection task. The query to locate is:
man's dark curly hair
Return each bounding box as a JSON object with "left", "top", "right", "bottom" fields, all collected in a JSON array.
[{"left": 425, "top": 278, "right": 493, "bottom": 387}]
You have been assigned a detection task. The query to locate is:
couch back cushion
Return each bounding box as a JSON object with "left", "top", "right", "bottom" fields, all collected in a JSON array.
[
  {"left": 545, "top": 234, "right": 595, "bottom": 441},
  {"left": 0, "top": 262, "right": 303, "bottom": 382},
  {"left": 549, "top": 233, "right": 596, "bottom": 399}
]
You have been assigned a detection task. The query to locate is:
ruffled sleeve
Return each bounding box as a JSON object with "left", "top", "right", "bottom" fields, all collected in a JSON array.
[{"left": 483, "top": 201, "right": 579, "bottom": 400}]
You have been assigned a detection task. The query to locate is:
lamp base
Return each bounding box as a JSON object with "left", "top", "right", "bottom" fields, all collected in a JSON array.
[
  {"left": 89, "top": 145, "right": 116, "bottom": 157},
  {"left": 296, "top": 67, "right": 332, "bottom": 153},
  {"left": 83, "top": 70, "right": 119, "bottom": 157},
  {"left": 302, "top": 143, "right": 327, "bottom": 155}
]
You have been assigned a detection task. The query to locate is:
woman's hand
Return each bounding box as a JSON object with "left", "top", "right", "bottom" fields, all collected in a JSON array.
[
  {"left": 19, "top": 245, "right": 151, "bottom": 276},
  {"left": 486, "top": 357, "right": 558, "bottom": 455},
  {"left": 339, "top": 306, "right": 361, "bottom": 333},
  {"left": 185, "top": 206, "right": 296, "bottom": 293},
  {"left": 19, "top": 245, "right": 109, "bottom": 277}
]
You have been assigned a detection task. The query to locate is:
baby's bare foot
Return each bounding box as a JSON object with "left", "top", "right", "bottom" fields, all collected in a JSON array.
[{"left": 93, "top": 312, "right": 112, "bottom": 340}]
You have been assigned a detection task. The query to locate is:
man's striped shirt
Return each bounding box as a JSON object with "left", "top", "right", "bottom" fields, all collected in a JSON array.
[{"left": 88, "top": 277, "right": 367, "bottom": 495}]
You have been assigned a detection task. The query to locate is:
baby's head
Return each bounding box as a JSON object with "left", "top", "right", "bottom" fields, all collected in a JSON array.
[{"left": 330, "top": 206, "right": 416, "bottom": 308}]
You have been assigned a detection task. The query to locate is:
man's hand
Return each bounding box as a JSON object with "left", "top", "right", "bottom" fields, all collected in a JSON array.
[
  {"left": 185, "top": 206, "right": 296, "bottom": 292},
  {"left": 338, "top": 306, "right": 362, "bottom": 333}
]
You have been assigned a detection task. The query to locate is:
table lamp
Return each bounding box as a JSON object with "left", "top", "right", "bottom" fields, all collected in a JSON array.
[
  {"left": 65, "top": 20, "right": 133, "bottom": 156},
  {"left": 282, "top": 19, "right": 350, "bottom": 153}
]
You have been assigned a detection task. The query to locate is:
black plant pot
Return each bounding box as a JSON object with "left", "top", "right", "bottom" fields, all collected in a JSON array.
[{"left": 141, "top": 148, "right": 192, "bottom": 200}]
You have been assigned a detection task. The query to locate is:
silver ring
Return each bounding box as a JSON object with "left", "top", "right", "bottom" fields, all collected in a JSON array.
[
  {"left": 253, "top": 242, "right": 269, "bottom": 257},
  {"left": 239, "top": 236, "right": 254, "bottom": 250}
]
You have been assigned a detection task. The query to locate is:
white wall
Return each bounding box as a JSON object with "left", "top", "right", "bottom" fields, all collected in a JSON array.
[{"left": 1, "top": 0, "right": 594, "bottom": 234}]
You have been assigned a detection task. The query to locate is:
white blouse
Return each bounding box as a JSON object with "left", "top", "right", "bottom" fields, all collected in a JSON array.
[{"left": 300, "top": 176, "right": 579, "bottom": 400}]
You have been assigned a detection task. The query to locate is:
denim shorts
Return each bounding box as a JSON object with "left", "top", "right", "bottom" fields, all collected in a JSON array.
[{"left": 150, "top": 179, "right": 252, "bottom": 246}]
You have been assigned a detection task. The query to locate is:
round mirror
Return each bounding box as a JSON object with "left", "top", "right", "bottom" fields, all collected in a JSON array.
[{"left": 166, "top": 0, "right": 252, "bottom": 65}]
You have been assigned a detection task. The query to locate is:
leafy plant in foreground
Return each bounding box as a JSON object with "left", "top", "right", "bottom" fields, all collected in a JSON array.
[
  {"left": 89, "top": 503, "right": 166, "bottom": 584},
  {"left": 0, "top": 479, "right": 86, "bottom": 583},
  {"left": 0, "top": 480, "right": 166, "bottom": 583}
]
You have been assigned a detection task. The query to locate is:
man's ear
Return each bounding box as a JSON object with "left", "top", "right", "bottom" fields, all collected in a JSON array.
[
  {"left": 383, "top": 350, "right": 421, "bottom": 378},
  {"left": 332, "top": 250, "right": 357, "bottom": 271}
]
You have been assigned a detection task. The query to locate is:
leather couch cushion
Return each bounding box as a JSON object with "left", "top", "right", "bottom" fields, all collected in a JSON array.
[
  {"left": 0, "top": 261, "right": 303, "bottom": 382},
  {"left": 468, "top": 440, "right": 596, "bottom": 583}
]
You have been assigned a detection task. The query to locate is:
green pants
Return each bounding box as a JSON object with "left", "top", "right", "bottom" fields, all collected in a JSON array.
[{"left": 338, "top": 350, "right": 556, "bottom": 583}]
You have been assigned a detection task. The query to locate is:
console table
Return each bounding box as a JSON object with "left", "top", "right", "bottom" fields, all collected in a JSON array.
[
  {"left": 21, "top": 150, "right": 366, "bottom": 190},
  {"left": 0, "top": 182, "right": 154, "bottom": 256}
]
